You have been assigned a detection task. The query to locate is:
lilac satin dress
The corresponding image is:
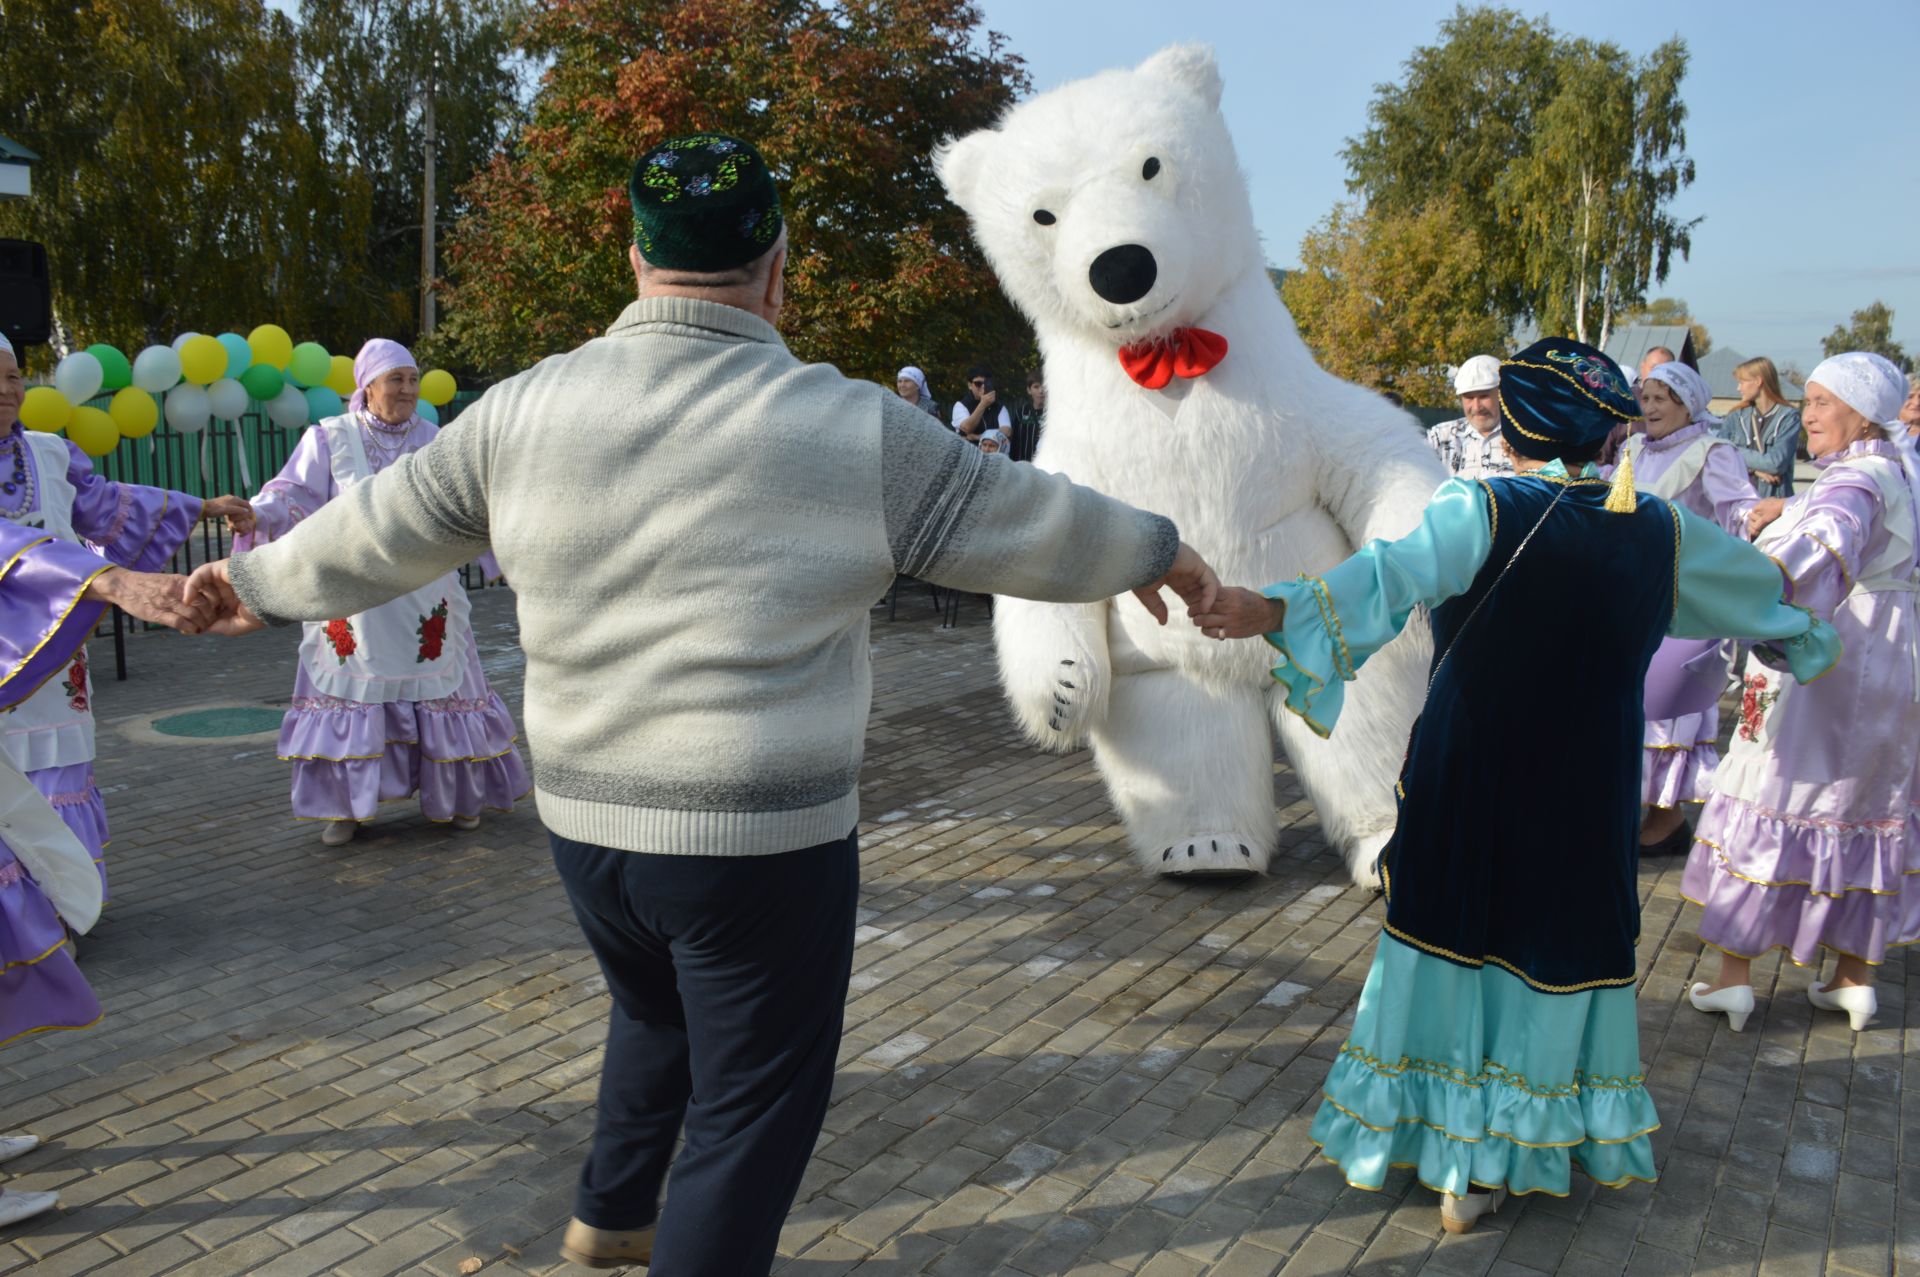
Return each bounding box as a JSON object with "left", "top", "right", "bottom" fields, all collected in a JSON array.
[
  {"left": 1621, "top": 426, "right": 1758, "bottom": 808},
  {"left": 1684, "top": 438, "right": 1920, "bottom": 966},
  {"left": 237, "top": 416, "right": 530, "bottom": 825},
  {"left": 0, "top": 427, "right": 203, "bottom": 905},
  {"left": 0, "top": 518, "right": 158, "bottom": 1046}
]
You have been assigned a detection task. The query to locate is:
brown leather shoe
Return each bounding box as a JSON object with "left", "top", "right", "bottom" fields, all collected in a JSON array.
[{"left": 560, "top": 1218, "right": 655, "bottom": 1269}]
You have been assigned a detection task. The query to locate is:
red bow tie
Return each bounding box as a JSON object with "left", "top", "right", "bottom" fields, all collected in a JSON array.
[{"left": 1118, "top": 327, "right": 1229, "bottom": 389}]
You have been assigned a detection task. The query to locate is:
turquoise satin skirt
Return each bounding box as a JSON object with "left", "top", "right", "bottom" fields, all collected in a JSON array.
[{"left": 1309, "top": 933, "right": 1660, "bottom": 1198}]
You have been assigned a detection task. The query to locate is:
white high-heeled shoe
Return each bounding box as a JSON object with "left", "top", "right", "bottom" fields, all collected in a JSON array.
[
  {"left": 1440, "top": 1187, "right": 1507, "bottom": 1234},
  {"left": 1807, "top": 981, "right": 1875, "bottom": 1031},
  {"left": 1688, "top": 982, "right": 1754, "bottom": 1032},
  {"left": 320, "top": 820, "right": 358, "bottom": 847}
]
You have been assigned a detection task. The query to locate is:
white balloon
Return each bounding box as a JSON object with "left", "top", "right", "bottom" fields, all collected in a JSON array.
[
  {"left": 53, "top": 352, "right": 105, "bottom": 404},
  {"left": 171, "top": 331, "right": 202, "bottom": 353},
  {"left": 164, "top": 384, "right": 210, "bottom": 434},
  {"left": 207, "top": 377, "right": 248, "bottom": 420},
  {"left": 266, "top": 384, "right": 308, "bottom": 429},
  {"left": 131, "top": 344, "right": 183, "bottom": 394}
]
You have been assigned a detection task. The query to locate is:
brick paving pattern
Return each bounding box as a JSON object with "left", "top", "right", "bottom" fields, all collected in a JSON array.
[{"left": 0, "top": 585, "right": 1911, "bottom": 1275}]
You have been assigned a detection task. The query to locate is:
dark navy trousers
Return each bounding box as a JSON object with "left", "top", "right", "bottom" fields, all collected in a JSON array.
[{"left": 549, "top": 829, "right": 858, "bottom": 1277}]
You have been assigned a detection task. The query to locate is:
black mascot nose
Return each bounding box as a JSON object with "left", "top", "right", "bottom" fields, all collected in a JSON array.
[{"left": 1088, "top": 244, "right": 1158, "bottom": 305}]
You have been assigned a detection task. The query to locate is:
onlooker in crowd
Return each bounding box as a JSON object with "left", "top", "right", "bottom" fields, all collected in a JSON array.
[
  {"left": 1012, "top": 369, "right": 1046, "bottom": 460},
  {"left": 1425, "top": 354, "right": 1513, "bottom": 479},
  {"left": 1639, "top": 346, "right": 1677, "bottom": 380},
  {"left": 894, "top": 365, "right": 941, "bottom": 422},
  {"left": 1901, "top": 374, "right": 1920, "bottom": 436},
  {"left": 186, "top": 131, "right": 1222, "bottom": 1277},
  {"left": 1716, "top": 356, "right": 1802, "bottom": 498},
  {"left": 952, "top": 366, "right": 1014, "bottom": 443},
  {"left": 979, "top": 428, "right": 1011, "bottom": 456}
]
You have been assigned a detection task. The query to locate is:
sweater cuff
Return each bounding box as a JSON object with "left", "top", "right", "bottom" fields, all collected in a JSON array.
[
  {"left": 228, "top": 550, "right": 298, "bottom": 628},
  {"left": 1136, "top": 514, "right": 1180, "bottom": 587}
]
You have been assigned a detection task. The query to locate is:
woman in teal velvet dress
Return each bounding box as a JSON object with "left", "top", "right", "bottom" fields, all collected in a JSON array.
[{"left": 1193, "top": 339, "right": 1841, "bottom": 1234}]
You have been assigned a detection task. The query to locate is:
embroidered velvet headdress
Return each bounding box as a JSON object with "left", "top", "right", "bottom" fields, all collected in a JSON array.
[
  {"left": 629, "top": 133, "right": 784, "bottom": 273},
  {"left": 1497, "top": 338, "right": 1640, "bottom": 466}
]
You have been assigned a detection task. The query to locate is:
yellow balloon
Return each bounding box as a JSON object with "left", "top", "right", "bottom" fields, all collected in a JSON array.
[
  {"left": 248, "top": 323, "right": 294, "bottom": 370},
  {"left": 109, "top": 387, "right": 159, "bottom": 438},
  {"left": 326, "top": 354, "right": 356, "bottom": 397},
  {"left": 66, "top": 406, "right": 121, "bottom": 457},
  {"left": 418, "top": 369, "right": 457, "bottom": 407},
  {"left": 20, "top": 386, "right": 73, "bottom": 432},
  {"left": 181, "top": 334, "right": 227, "bottom": 385}
]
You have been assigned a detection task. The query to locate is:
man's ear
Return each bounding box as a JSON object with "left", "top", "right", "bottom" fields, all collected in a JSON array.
[
  {"left": 630, "top": 242, "right": 646, "bottom": 291},
  {"left": 764, "top": 246, "right": 787, "bottom": 313}
]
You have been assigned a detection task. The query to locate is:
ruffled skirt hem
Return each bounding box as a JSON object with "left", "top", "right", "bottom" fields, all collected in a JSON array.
[
  {"left": 1642, "top": 711, "right": 1718, "bottom": 808},
  {"left": 1310, "top": 934, "right": 1658, "bottom": 1199},
  {"left": 1683, "top": 794, "right": 1919, "bottom": 965},
  {"left": 0, "top": 847, "right": 103, "bottom": 1046}
]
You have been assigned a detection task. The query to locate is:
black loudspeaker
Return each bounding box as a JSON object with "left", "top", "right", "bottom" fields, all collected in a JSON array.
[{"left": 0, "top": 239, "right": 52, "bottom": 350}]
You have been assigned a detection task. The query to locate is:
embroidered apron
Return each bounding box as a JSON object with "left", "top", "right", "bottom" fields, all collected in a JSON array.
[
  {"left": 2, "top": 431, "right": 99, "bottom": 773},
  {"left": 297, "top": 417, "right": 471, "bottom": 704}
]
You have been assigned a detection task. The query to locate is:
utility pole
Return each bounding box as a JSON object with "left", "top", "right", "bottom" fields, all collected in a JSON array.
[{"left": 418, "top": 0, "right": 439, "bottom": 336}]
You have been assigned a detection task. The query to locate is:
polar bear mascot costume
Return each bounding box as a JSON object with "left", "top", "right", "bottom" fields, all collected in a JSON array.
[{"left": 936, "top": 45, "right": 1447, "bottom": 885}]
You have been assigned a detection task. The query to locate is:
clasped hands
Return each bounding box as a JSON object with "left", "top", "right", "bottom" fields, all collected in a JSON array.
[
  {"left": 1133, "top": 544, "right": 1285, "bottom": 640},
  {"left": 83, "top": 559, "right": 262, "bottom": 637}
]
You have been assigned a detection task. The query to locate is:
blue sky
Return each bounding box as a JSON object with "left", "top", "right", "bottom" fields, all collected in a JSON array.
[{"left": 974, "top": 0, "right": 1919, "bottom": 375}]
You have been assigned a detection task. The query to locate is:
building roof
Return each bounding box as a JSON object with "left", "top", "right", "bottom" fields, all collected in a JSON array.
[
  {"left": 1698, "top": 346, "right": 1806, "bottom": 402},
  {"left": 0, "top": 136, "right": 38, "bottom": 165},
  {"left": 1603, "top": 324, "right": 1696, "bottom": 374}
]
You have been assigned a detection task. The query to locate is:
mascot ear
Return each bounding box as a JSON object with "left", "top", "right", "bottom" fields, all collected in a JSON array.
[
  {"left": 934, "top": 130, "right": 995, "bottom": 211},
  {"left": 1136, "top": 44, "right": 1223, "bottom": 110}
]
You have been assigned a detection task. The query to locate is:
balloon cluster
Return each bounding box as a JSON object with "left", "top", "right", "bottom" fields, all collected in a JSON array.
[{"left": 18, "top": 327, "right": 461, "bottom": 458}]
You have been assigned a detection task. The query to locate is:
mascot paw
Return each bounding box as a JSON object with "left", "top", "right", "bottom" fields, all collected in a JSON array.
[
  {"left": 1029, "top": 657, "right": 1099, "bottom": 748},
  {"left": 1156, "top": 833, "right": 1263, "bottom": 881},
  {"left": 1344, "top": 829, "right": 1391, "bottom": 892}
]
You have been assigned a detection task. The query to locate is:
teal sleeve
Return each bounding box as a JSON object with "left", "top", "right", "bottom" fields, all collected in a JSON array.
[
  {"left": 1667, "top": 504, "right": 1842, "bottom": 684},
  {"left": 1259, "top": 477, "right": 1493, "bottom": 737}
]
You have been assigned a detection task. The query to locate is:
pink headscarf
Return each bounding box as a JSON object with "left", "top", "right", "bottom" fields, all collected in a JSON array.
[{"left": 349, "top": 338, "right": 418, "bottom": 415}]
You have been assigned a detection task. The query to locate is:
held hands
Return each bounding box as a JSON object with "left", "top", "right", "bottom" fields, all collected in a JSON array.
[
  {"left": 181, "top": 559, "right": 267, "bottom": 636},
  {"left": 85, "top": 567, "right": 219, "bottom": 635},
  {"left": 1132, "top": 542, "right": 1220, "bottom": 625},
  {"left": 1191, "top": 587, "right": 1286, "bottom": 640},
  {"left": 1746, "top": 498, "right": 1786, "bottom": 538},
  {"left": 201, "top": 495, "right": 256, "bottom": 539}
]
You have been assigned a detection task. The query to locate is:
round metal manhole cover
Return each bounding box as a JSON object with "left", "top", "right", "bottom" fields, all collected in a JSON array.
[{"left": 150, "top": 707, "right": 286, "bottom": 739}]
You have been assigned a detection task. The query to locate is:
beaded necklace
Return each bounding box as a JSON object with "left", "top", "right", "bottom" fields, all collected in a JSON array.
[
  {"left": 0, "top": 430, "right": 35, "bottom": 522},
  {"left": 356, "top": 410, "right": 417, "bottom": 469}
]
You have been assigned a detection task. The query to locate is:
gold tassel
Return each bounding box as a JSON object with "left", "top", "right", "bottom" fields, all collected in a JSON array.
[{"left": 1604, "top": 447, "right": 1639, "bottom": 514}]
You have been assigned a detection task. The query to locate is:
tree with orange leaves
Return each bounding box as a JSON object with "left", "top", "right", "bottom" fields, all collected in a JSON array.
[{"left": 430, "top": 0, "right": 1034, "bottom": 394}]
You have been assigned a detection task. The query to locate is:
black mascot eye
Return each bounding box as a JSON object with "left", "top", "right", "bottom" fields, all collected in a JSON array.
[
  {"left": 1033, "top": 209, "right": 1056, "bottom": 226},
  {"left": 1142, "top": 157, "right": 1161, "bottom": 180}
]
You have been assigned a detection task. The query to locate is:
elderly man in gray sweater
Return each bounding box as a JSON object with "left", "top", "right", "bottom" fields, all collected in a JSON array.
[{"left": 189, "top": 134, "right": 1216, "bottom": 1275}]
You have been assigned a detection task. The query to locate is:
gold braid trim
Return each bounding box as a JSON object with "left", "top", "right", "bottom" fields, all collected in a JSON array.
[
  {"left": 1476, "top": 480, "right": 1499, "bottom": 543},
  {"left": 1382, "top": 922, "right": 1639, "bottom": 993},
  {"left": 1501, "top": 358, "right": 1643, "bottom": 421}
]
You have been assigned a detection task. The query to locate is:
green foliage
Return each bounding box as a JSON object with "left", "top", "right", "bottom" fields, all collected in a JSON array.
[
  {"left": 1281, "top": 199, "right": 1508, "bottom": 407},
  {"left": 0, "top": 0, "right": 525, "bottom": 367},
  {"left": 1821, "top": 301, "right": 1911, "bottom": 372},
  {"left": 1341, "top": 5, "right": 1699, "bottom": 343},
  {"left": 428, "top": 0, "right": 1035, "bottom": 385}
]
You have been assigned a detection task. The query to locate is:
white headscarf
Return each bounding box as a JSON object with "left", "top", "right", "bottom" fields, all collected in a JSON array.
[
  {"left": 896, "top": 364, "right": 940, "bottom": 412},
  {"left": 1642, "top": 361, "right": 1718, "bottom": 429},
  {"left": 0, "top": 332, "right": 14, "bottom": 362},
  {"left": 1812, "top": 351, "right": 1920, "bottom": 555},
  {"left": 979, "top": 428, "right": 1011, "bottom": 455}
]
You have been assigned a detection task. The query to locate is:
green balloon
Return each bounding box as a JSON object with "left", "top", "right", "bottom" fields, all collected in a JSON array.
[
  {"left": 287, "top": 342, "right": 331, "bottom": 388},
  {"left": 239, "top": 363, "right": 285, "bottom": 402},
  {"left": 86, "top": 344, "right": 132, "bottom": 391}
]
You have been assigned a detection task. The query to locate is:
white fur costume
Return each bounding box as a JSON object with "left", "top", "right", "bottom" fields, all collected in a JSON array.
[{"left": 936, "top": 47, "right": 1446, "bottom": 884}]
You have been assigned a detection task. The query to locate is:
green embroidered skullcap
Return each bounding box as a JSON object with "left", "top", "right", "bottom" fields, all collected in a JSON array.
[{"left": 629, "top": 133, "right": 784, "bottom": 272}]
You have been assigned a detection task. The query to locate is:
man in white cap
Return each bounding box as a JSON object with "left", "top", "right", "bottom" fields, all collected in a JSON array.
[{"left": 1426, "top": 354, "right": 1513, "bottom": 479}]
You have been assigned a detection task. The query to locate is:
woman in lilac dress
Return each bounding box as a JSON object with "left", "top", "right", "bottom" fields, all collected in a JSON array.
[
  {"left": 0, "top": 337, "right": 250, "bottom": 902},
  {"left": 1685, "top": 353, "right": 1920, "bottom": 1032},
  {"left": 234, "top": 340, "right": 529, "bottom": 846},
  {"left": 1617, "top": 363, "right": 1760, "bottom": 853},
  {"left": 0, "top": 330, "right": 230, "bottom": 1229}
]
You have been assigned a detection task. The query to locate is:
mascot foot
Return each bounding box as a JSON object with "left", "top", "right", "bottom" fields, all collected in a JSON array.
[
  {"left": 1157, "top": 833, "right": 1263, "bottom": 881},
  {"left": 1343, "top": 829, "right": 1391, "bottom": 892}
]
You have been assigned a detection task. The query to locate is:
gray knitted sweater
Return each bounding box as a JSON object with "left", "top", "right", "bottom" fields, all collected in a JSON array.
[{"left": 231, "top": 297, "right": 1178, "bottom": 855}]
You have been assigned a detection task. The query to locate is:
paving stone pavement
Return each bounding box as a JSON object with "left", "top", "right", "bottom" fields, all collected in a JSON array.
[{"left": 0, "top": 585, "right": 1912, "bottom": 1277}]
